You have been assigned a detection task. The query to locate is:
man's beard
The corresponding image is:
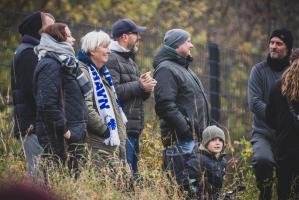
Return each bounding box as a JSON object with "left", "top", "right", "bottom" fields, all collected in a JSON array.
[{"left": 128, "top": 41, "right": 138, "bottom": 52}]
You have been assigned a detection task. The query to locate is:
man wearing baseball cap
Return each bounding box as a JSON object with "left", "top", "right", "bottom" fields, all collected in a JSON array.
[
  {"left": 248, "top": 28, "right": 293, "bottom": 200},
  {"left": 107, "top": 19, "right": 156, "bottom": 175}
]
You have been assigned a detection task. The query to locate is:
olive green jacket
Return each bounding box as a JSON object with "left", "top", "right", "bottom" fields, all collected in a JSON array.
[{"left": 79, "top": 61, "right": 126, "bottom": 160}]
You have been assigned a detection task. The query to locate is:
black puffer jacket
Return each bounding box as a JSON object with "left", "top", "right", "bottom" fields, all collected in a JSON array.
[
  {"left": 106, "top": 48, "right": 150, "bottom": 136},
  {"left": 11, "top": 35, "right": 39, "bottom": 137},
  {"left": 153, "top": 46, "right": 209, "bottom": 146},
  {"left": 186, "top": 149, "right": 227, "bottom": 200},
  {"left": 33, "top": 52, "right": 88, "bottom": 149}
]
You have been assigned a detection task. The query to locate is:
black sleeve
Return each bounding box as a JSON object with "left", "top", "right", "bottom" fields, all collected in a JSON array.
[
  {"left": 35, "top": 60, "right": 67, "bottom": 135},
  {"left": 15, "top": 49, "right": 37, "bottom": 103},
  {"left": 107, "top": 57, "right": 145, "bottom": 101},
  {"left": 265, "top": 84, "right": 279, "bottom": 130},
  {"left": 154, "top": 67, "right": 191, "bottom": 139},
  {"left": 142, "top": 90, "right": 151, "bottom": 100},
  {"left": 185, "top": 154, "right": 202, "bottom": 180}
]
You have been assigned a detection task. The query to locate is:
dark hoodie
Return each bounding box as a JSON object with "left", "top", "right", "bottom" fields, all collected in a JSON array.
[
  {"left": 11, "top": 12, "right": 42, "bottom": 137},
  {"left": 153, "top": 45, "right": 209, "bottom": 147}
]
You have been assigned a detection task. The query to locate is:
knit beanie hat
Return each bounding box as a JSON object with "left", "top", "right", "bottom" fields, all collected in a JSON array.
[
  {"left": 201, "top": 125, "right": 225, "bottom": 147},
  {"left": 164, "top": 29, "right": 190, "bottom": 49},
  {"left": 270, "top": 28, "right": 293, "bottom": 51},
  {"left": 18, "top": 11, "right": 42, "bottom": 39}
]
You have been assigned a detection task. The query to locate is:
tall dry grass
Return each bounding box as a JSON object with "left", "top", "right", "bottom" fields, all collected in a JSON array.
[{"left": 0, "top": 99, "right": 262, "bottom": 199}]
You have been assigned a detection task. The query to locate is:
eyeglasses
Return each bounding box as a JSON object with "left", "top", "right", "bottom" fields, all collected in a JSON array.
[{"left": 127, "top": 32, "right": 140, "bottom": 36}]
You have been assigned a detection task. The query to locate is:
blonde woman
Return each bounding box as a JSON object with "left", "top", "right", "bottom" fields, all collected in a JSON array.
[{"left": 77, "top": 31, "right": 126, "bottom": 164}]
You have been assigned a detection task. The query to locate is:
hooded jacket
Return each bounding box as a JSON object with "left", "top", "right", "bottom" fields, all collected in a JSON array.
[
  {"left": 11, "top": 12, "right": 42, "bottom": 137},
  {"left": 153, "top": 45, "right": 209, "bottom": 146},
  {"left": 106, "top": 41, "right": 150, "bottom": 137}
]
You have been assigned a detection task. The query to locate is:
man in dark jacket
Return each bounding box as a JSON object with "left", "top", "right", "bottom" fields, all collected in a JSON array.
[
  {"left": 11, "top": 11, "right": 54, "bottom": 176},
  {"left": 247, "top": 28, "right": 293, "bottom": 200},
  {"left": 107, "top": 19, "right": 157, "bottom": 174},
  {"left": 153, "top": 29, "right": 210, "bottom": 154}
]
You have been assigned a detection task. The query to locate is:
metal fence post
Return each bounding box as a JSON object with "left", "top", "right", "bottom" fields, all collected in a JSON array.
[{"left": 208, "top": 43, "right": 220, "bottom": 123}]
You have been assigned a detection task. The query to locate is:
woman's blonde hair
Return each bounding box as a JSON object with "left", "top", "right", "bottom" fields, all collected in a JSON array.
[{"left": 281, "top": 48, "right": 299, "bottom": 101}]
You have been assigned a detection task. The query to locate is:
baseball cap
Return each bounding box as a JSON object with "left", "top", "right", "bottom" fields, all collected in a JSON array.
[{"left": 111, "top": 18, "right": 146, "bottom": 39}]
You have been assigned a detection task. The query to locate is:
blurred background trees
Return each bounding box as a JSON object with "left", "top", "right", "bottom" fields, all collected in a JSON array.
[{"left": 1, "top": 0, "right": 298, "bottom": 51}]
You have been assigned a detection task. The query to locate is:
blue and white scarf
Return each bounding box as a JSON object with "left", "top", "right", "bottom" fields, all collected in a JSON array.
[{"left": 78, "top": 50, "right": 127, "bottom": 146}]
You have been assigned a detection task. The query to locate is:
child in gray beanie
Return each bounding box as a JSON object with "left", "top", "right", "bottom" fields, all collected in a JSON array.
[
  {"left": 200, "top": 125, "right": 225, "bottom": 158},
  {"left": 185, "top": 125, "right": 227, "bottom": 199}
]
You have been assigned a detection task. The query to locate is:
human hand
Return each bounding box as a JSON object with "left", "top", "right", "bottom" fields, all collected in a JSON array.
[
  {"left": 64, "top": 130, "right": 71, "bottom": 139},
  {"left": 25, "top": 124, "right": 34, "bottom": 135},
  {"left": 140, "top": 77, "right": 157, "bottom": 92},
  {"left": 104, "top": 132, "right": 120, "bottom": 146},
  {"left": 140, "top": 71, "right": 152, "bottom": 81}
]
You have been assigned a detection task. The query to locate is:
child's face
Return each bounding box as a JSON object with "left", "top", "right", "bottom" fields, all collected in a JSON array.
[{"left": 206, "top": 137, "right": 224, "bottom": 155}]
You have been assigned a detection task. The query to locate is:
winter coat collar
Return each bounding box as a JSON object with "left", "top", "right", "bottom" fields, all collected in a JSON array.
[
  {"left": 21, "top": 35, "right": 40, "bottom": 46},
  {"left": 153, "top": 45, "right": 193, "bottom": 70},
  {"left": 109, "top": 40, "right": 135, "bottom": 59},
  {"left": 266, "top": 54, "right": 290, "bottom": 72}
]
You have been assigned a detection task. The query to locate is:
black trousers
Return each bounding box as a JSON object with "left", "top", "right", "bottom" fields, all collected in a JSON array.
[
  {"left": 251, "top": 133, "right": 276, "bottom": 200},
  {"left": 277, "top": 158, "right": 299, "bottom": 200}
]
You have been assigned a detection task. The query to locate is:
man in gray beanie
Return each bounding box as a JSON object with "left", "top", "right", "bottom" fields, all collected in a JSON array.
[
  {"left": 164, "top": 29, "right": 190, "bottom": 49},
  {"left": 248, "top": 27, "right": 293, "bottom": 200},
  {"left": 153, "top": 28, "right": 210, "bottom": 156}
]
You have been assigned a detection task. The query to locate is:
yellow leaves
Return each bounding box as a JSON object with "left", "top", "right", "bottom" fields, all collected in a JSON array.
[
  {"left": 69, "top": 12, "right": 84, "bottom": 23},
  {"left": 62, "top": 0, "right": 71, "bottom": 11},
  {"left": 234, "top": 138, "right": 253, "bottom": 159},
  {"left": 194, "top": 30, "right": 207, "bottom": 44},
  {"left": 239, "top": 42, "right": 258, "bottom": 54},
  {"left": 146, "top": 123, "right": 153, "bottom": 129}
]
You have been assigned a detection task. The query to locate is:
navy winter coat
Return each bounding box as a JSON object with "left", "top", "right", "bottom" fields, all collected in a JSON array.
[
  {"left": 11, "top": 35, "right": 39, "bottom": 136},
  {"left": 33, "top": 52, "right": 88, "bottom": 157},
  {"left": 186, "top": 149, "right": 227, "bottom": 200}
]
